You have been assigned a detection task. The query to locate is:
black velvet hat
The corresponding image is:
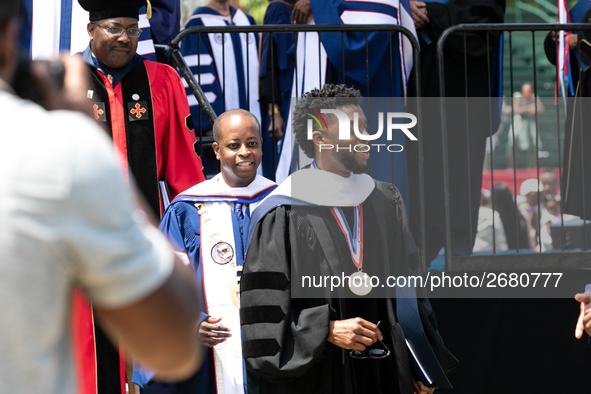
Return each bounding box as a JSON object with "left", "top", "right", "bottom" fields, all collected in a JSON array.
[{"left": 78, "top": 0, "right": 151, "bottom": 21}]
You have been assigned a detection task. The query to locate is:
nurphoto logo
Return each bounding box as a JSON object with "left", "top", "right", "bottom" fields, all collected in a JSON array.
[{"left": 304, "top": 108, "right": 418, "bottom": 153}]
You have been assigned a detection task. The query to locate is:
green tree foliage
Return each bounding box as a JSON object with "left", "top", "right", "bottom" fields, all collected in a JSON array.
[{"left": 240, "top": 0, "right": 270, "bottom": 24}]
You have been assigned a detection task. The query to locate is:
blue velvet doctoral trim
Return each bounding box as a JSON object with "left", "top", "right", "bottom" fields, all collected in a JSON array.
[
  {"left": 19, "top": 0, "right": 33, "bottom": 56},
  {"left": 173, "top": 185, "right": 277, "bottom": 206},
  {"left": 59, "top": 0, "right": 73, "bottom": 52},
  {"left": 82, "top": 45, "right": 145, "bottom": 87}
]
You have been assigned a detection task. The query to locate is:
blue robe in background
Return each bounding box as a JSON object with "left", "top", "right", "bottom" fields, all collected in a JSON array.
[
  {"left": 260, "top": 1, "right": 295, "bottom": 121},
  {"left": 259, "top": 0, "right": 296, "bottom": 175},
  {"left": 180, "top": 6, "right": 273, "bottom": 178},
  {"left": 149, "top": 0, "right": 182, "bottom": 45}
]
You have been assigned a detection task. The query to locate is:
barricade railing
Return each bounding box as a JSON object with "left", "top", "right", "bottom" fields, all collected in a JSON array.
[
  {"left": 437, "top": 23, "right": 591, "bottom": 271},
  {"left": 161, "top": 24, "right": 431, "bottom": 271}
]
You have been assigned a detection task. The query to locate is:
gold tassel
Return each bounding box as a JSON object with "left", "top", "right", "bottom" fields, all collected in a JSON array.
[{"left": 146, "top": 0, "right": 152, "bottom": 19}]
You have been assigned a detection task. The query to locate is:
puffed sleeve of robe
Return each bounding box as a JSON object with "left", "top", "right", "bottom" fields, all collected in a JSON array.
[{"left": 240, "top": 206, "right": 333, "bottom": 383}]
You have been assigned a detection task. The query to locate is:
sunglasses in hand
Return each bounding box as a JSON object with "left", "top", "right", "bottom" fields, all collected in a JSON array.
[{"left": 349, "top": 321, "right": 391, "bottom": 360}]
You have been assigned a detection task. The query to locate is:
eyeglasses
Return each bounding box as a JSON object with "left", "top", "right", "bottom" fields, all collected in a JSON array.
[
  {"left": 93, "top": 23, "right": 143, "bottom": 38},
  {"left": 349, "top": 339, "right": 391, "bottom": 359},
  {"left": 349, "top": 321, "right": 391, "bottom": 360}
]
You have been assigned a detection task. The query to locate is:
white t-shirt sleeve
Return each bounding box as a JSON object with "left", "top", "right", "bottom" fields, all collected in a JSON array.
[{"left": 58, "top": 113, "right": 174, "bottom": 308}]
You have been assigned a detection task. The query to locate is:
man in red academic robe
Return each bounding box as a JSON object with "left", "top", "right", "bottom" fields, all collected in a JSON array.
[
  {"left": 74, "top": 1, "right": 206, "bottom": 393},
  {"left": 79, "top": 0, "right": 205, "bottom": 217}
]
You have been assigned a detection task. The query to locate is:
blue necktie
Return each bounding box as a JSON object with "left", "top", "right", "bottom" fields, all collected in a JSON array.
[{"left": 234, "top": 203, "right": 245, "bottom": 227}]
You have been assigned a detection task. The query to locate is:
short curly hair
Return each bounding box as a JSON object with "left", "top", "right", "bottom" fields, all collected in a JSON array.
[{"left": 293, "top": 84, "right": 362, "bottom": 158}]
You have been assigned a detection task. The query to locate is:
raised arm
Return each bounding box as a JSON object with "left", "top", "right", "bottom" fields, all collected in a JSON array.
[
  {"left": 64, "top": 119, "right": 203, "bottom": 380},
  {"left": 94, "top": 258, "right": 202, "bottom": 380}
]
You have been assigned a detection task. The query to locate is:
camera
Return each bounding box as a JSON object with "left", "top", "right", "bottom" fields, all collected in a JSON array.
[{"left": 12, "top": 55, "right": 65, "bottom": 108}]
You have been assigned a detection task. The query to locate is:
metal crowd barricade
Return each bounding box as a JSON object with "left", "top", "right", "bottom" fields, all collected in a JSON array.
[
  {"left": 158, "top": 24, "right": 429, "bottom": 270},
  {"left": 437, "top": 23, "right": 591, "bottom": 271}
]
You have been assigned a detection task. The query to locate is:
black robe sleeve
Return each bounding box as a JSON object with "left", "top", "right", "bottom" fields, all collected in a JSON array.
[
  {"left": 424, "top": 0, "right": 505, "bottom": 57},
  {"left": 240, "top": 206, "right": 332, "bottom": 383},
  {"left": 259, "top": 46, "right": 282, "bottom": 106},
  {"left": 544, "top": 32, "right": 558, "bottom": 67}
]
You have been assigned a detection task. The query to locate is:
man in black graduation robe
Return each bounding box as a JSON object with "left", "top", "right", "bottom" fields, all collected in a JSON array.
[
  {"left": 240, "top": 84, "right": 457, "bottom": 394},
  {"left": 545, "top": 9, "right": 591, "bottom": 220},
  {"left": 407, "top": 0, "right": 505, "bottom": 261}
]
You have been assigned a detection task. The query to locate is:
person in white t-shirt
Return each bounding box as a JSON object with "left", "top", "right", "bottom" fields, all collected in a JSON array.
[
  {"left": 473, "top": 189, "right": 508, "bottom": 253},
  {"left": 0, "top": 2, "right": 203, "bottom": 394}
]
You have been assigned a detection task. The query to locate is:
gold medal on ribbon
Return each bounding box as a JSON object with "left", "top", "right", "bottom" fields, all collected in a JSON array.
[
  {"left": 229, "top": 285, "right": 241, "bottom": 308},
  {"left": 230, "top": 266, "right": 243, "bottom": 308},
  {"left": 349, "top": 271, "right": 372, "bottom": 296}
]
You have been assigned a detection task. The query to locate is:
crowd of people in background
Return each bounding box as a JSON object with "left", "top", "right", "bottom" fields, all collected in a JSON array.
[{"left": 474, "top": 169, "right": 576, "bottom": 253}]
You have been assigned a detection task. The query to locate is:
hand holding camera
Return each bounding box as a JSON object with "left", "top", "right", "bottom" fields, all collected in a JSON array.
[{"left": 14, "top": 54, "right": 92, "bottom": 118}]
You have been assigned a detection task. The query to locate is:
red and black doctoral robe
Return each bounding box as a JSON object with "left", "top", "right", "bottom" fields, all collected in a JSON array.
[{"left": 72, "top": 58, "right": 206, "bottom": 394}]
